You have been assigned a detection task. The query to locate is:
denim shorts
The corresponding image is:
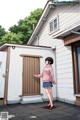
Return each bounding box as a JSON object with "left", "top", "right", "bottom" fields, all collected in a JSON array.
[{"left": 43, "top": 82, "right": 53, "bottom": 88}]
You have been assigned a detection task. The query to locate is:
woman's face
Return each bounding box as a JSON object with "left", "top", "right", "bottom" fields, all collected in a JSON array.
[{"left": 45, "top": 60, "right": 49, "bottom": 65}]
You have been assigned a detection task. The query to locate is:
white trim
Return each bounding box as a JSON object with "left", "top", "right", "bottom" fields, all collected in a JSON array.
[
  {"left": 74, "top": 94, "right": 80, "bottom": 97},
  {"left": 20, "top": 95, "right": 43, "bottom": 104},
  {"left": 0, "top": 43, "right": 54, "bottom": 51},
  {"left": 7, "top": 100, "right": 20, "bottom": 104}
]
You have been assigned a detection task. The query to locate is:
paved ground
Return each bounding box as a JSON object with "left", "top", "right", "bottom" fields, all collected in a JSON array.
[{"left": 0, "top": 101, "right": 80, "bottom": 120}]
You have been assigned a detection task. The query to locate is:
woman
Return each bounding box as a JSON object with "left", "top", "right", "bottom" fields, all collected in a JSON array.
[{"left": 34, "top": 57, "right": 56, "bottom": 110}]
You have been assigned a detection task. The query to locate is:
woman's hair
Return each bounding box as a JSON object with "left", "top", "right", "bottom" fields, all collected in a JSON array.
[{"left": 45, "top": 57, "right": 53, "bottom": 64}]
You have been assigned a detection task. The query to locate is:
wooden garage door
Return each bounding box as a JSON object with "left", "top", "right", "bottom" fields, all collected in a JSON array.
[{"left": 22, "top": 56, "right": 40, "bottom": 96}]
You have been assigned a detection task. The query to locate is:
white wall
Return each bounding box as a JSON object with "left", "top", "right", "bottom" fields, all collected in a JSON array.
[
  {"left": 55, "top": 40, "right": 75, "bottom": 103},
  {"left": 0, "top": 52, "right": 7, "bottom": 98},
  {"left": 8, "top": 46, "right": 56, "bottom": 102},
  {"left": 31, "top": 5, "right": 79, "bottom": 103}
]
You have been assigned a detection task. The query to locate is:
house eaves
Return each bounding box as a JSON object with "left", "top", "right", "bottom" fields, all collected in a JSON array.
[
  {"left": 0, "top": 43, "right": 53, "bottom": 51},
  {"left": 52, "top": 20, "right": 80, "bottom": 38},
  {"left": 53, "top": 1, "right": 80, "bottom": 5},
  {"left": 27, "top": 1, "right": 56, "bottom": 45},
  {"left": 28, "top": 0, "right": 80, "bottom": 45}
]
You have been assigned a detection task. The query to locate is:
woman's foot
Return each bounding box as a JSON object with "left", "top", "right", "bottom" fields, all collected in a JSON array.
[
  {"left": 49, "top": 105, "right": 54, "bottom": 110},
  {"left": 47, "top": 103, "right": 50, "bottom": 107},
  {"left": 43, "top": 103, "right": 50, "bottom": 108}
]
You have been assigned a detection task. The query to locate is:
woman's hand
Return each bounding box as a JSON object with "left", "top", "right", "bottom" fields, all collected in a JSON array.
[
  {"left": 33, "top": 74, "right": 37, "bottom": 77},
  {"left": 53, "top": 81, "right": 56, "bottom": 84}
]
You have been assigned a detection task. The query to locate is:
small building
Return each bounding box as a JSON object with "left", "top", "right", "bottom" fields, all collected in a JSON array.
[
  {"left": 28, "top": 0, "right": 80, "bottom": 106},
  {"left": 0, "top": 43, "right": 56, "bottom": 106}
]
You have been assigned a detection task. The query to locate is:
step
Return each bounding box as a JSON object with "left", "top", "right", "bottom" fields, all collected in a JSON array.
[
  {"left": 75, "top": 101, "right": 80, "bottom": 106},
  {"left": 20, "top": 95, "right": 43, "bottom": 104},
  {"left": 75, "top": 96, "right": 80, "bottom": 106},
  {"left": 0, "top": 99, "right": 4, "bottom": 106}
]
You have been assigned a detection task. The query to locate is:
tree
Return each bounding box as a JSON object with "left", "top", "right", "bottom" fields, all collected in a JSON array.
[
  {"left": 9, "top": 8, "right": 43, "bottom": 44},
  {"left": 0, "top": 32, "right": 23, "bottom": 45},
  {"left": 0, "top": 25, "right": 6, "bottom": 40}
]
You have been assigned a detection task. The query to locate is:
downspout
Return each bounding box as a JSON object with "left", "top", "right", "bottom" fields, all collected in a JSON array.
[
  {"left": 34, "top": 36, "right": 39, "bottom": 46},
  {"left": 52, "top": 47, "right": 58, "bottom": 100},
  {"left": 71, "top": 30, "right": 80, "bottom": 35}
]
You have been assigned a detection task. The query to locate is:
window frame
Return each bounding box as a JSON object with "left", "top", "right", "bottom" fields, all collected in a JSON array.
[{"left": 49, "top": 15, "right": 59, "bottom": 34}]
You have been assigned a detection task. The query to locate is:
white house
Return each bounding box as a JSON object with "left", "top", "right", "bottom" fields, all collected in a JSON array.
[
  {"left": 28, "top": 0, "right": 80, "bottom": 106},
  {"left": 0, "top": 43, "right": 56, "bottom": 106}
]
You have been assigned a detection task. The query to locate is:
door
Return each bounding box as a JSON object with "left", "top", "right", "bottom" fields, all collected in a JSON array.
[
  {"left": 22, "top": 56, "right": 40, "bottom": 96},
  {"left": 0, "top": 52, "right": 7, "bottom": 98},
  {"left": 72, "top": 43, "right": 80, "bottom": 93},
  {"left": 77, "top": 46, "right": 80, "bottom": 92},
  {"left": 72, "top": 43, "right": 80, "bottom": 106}
]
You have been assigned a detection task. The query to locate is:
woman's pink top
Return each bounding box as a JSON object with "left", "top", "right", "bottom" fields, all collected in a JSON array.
[{"left": 36, "top": 64, "right": 55, "bottom": 84}]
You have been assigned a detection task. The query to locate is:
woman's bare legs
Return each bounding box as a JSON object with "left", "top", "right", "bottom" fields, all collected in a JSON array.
[{"left": 45, "top": 87, "right": 53, "bottom": 107}]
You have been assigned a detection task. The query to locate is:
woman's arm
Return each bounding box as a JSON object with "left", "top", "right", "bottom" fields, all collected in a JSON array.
[{"left": 34, "top": 73, "right": 43, "bottom": 78}]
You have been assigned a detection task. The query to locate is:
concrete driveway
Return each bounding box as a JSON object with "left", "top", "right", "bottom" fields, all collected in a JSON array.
[{"left": 0, "top": 101, "right": 80, "bottom": 120}]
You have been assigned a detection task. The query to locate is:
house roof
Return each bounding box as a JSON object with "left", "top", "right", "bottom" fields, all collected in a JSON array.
[
  {"left": 53, "top": 1, "right": 80, "bottom": 5},
  {"left": 0, "top": 43, "right": 54, "bottom": 51},
  {"left": 27, "top": 0, "right": 80, "bottom": 45}
]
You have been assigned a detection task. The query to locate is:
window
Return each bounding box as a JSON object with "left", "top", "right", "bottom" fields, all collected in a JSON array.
[{"left": 50, "top": 16, "right": 59, "bottom": 33}]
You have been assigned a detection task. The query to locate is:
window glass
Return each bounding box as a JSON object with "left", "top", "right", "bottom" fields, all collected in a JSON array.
[
  {"left": 54, "top": 18, "right": 57, "bottom": 30},
  {"left": 50, "top": 22, "right": 53, "bottom": 32},
  {"left": 50, "top": 16, "right": 58, "bottom": 33}
]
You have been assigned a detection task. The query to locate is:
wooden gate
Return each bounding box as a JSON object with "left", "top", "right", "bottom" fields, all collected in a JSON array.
[{"left": 22, "top": 56, "right": 40, "bottom": 96}]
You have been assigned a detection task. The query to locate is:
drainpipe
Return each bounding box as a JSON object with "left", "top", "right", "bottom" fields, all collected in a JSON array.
[
  {"left": 71, "top": 30, "right": 80, "bottom": 35},
  {"left": 34, "top": 36, "right": 39, "bottom": 46},
  {"left": 52, "top": 47, "right": 58, "bottom": 100}
]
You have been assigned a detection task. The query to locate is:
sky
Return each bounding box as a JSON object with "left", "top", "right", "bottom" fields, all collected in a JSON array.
[{"left": 0, "top": 0, "right": 47, "bottom": 31}]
